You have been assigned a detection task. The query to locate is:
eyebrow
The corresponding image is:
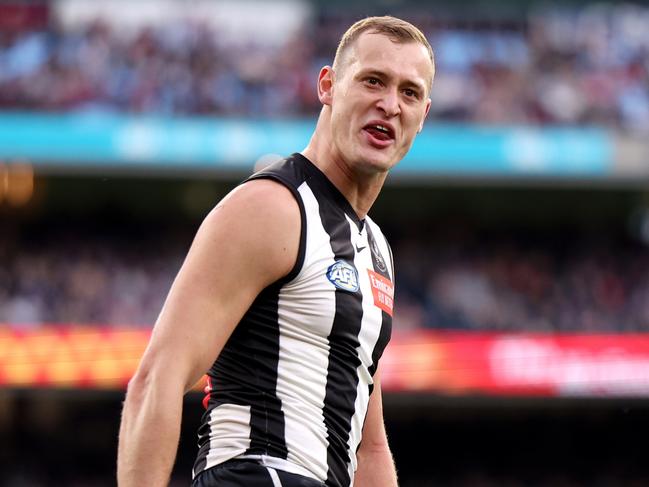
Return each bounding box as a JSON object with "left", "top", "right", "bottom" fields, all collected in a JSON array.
[{"left": 358, "top": 68, "right": 428, "bottom": 94}]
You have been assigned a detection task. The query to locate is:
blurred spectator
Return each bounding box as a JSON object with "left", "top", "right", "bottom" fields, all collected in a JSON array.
[
  {"left": 393, "top": 232, "right": 649, "bottom": 333},
  {"left": 0, "top": 4, "right": 648, "bottom": 132},
  {"left": 0, "top": 230, "right": 183, "bottom": 327},
  {"left": 3, "top": 224, "right": 649, "bottom": 333}
]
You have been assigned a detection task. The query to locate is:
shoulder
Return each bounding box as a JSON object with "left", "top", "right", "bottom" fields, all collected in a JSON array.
[
  {"left": 198, "top": 178, "right": 301, "bottom": 284},
  {"left": 209, "top": 177, "right": 300, "bottom": 223},
  {"left": 247, "top": 153, "right": 310, "bottom": 192}
]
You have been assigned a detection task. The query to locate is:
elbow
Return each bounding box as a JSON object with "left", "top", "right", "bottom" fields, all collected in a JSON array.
[
  {"left": 123, "top": 359, "right": 187, "bottom": 409},
  {"left": 123, "top": 364, "right": 155, "bottom": 407},
  {"left": 358, "top": 438, "right": 392, "bottom": 456}
]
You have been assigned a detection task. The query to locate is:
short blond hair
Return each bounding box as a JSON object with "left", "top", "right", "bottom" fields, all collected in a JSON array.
[{"left": 332, "top": 16, "right": 435, "bottom": 74}]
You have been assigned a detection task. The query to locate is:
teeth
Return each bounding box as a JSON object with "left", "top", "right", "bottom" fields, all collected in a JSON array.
[{"left": 374, "top": 125, "right": 389, "bottom": 133}]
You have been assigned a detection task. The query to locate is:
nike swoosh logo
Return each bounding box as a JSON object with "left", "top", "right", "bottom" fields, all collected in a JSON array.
[{"left": 355, "top": 244, "right": 367, "bottom": 253}]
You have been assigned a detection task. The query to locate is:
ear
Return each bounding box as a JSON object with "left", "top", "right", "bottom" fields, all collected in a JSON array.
[{"left": 317, "top": 66, "right": 334, "bottom": 106}]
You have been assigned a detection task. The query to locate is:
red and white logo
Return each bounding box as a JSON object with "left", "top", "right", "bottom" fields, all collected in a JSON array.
[{"left": 367, "top": 269, "right": 394, "bottom": 316}]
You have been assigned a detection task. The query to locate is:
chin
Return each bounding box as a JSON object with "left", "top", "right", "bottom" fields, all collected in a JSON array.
[{"left": 359, "top": 151, "right": 398, "bottom": 173}]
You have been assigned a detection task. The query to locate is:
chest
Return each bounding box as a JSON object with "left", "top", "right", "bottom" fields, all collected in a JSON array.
[{"left": 278, "top": 208, "right": 393, "bottom": 360}]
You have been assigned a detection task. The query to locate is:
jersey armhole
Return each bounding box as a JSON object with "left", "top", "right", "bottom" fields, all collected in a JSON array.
[{"left": 244, "top": 173, "right": 306, "bottom": 285}]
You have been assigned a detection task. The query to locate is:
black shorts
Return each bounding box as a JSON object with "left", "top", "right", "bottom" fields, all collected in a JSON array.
[{"left": 192, "top": 459, "right": 326, "bottom": 487}]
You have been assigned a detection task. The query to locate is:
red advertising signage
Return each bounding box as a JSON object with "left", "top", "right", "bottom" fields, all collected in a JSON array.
[
  {"left": 0, "top": 325, "right": 150, "bottom": 389},
  {"left": 381, "top": 331, "right": 649, "bottom": 397},
  {"left": 2, "top": 325, "right": 649, "bottom": 397}
]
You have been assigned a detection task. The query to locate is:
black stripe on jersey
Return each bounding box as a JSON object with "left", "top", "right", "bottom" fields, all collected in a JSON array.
[
  {"left": 194, "top": 156, "right": 313, "bottom": 475},
  {"left": 241, "top": 282, "right": 289, "bottom": 458},
  {"left": 365, "top": 224, "right": 393, "bottom": 393},
  {"left": 193, "top": 282, "right": 289, "bottom": 475},
  {"left": 317, "top": 192, "right": 364, "bottom": 487},
  {"left": 299, "top": 153, "right": 364, "bottom": 233},
  {"left": 386, "top": 238, "right": 395, "bottom": 280}
]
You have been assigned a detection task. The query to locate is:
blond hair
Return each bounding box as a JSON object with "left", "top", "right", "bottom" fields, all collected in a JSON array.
[{"left": 332, "top": 16, "right": 434, "bottom": 74}]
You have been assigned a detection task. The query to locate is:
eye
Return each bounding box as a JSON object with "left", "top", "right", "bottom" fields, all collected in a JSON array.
[
  {"left": 365, "top": 77, "right": 381, "bottom": 87},
  {"left": 403, "top": 88, "right": 419, "bottom": 99}
]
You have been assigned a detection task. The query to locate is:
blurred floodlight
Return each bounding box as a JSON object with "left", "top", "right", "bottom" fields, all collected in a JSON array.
[
  {"left": 6, "top": 161, "right": 34, "bottom": 207},
  {"left": 116, "top": 121, "right": 158, "bottom": 162},
  {"left": 54, "top": 0, "right": 311, "bottom": 47}
]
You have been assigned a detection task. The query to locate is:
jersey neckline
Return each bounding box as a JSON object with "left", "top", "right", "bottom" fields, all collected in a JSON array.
[{"left": 292, "top": 152, "right": 365, "bottom": 232}]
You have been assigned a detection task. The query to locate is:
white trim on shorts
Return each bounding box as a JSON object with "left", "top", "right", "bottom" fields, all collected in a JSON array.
[
  {"left": 266, "top": 467, "right": 283, "bottom": 487},
  {"left": 237, "top": 454, "right": 320, "bottom": 482}
]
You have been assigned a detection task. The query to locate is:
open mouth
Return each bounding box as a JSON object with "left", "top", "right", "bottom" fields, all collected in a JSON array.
[{"left": 363, "top": 122, "right": 395, "bottom": 143}]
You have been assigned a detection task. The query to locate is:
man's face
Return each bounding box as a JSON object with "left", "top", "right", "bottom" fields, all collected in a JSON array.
[{"left": 327, "top": 31, "right": 433, "bottom": 174}]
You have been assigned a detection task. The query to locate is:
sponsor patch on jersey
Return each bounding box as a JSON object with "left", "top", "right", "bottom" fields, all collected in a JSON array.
[
  {"left": 327, "top": 260, "right": 359, "bottom": 292},
  {"left": 367, "top": 269, "right": 394, "bottom": 316}
]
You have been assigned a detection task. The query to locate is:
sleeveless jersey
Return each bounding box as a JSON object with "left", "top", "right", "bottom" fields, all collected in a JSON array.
[{"left": 192, "top": 153, "right": 394, "bottom": 487}]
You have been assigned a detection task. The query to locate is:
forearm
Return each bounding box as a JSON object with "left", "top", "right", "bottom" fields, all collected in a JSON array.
[
  {"left": 354, "top": 446, "right": 398, "bottom": 487},
  {"left": 117, "top": 374, "right": 185, "bottom": 487}
]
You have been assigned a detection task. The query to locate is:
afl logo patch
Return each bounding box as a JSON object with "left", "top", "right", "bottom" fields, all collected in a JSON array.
[{"left": 327, "top": 260, "right": 359, "bottom": 292}]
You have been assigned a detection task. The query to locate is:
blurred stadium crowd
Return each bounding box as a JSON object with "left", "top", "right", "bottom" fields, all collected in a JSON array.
[
  {"left": 3, "top": 3, "right": 649, "bottom": 487},
  {"left": 3, "top": 226, "right": 649, "bottom": 333},
  {"left": 1, "top": 3, "right": 649, "bottom": 132},
  {"left": 0, "top": 227, "right": 182, "bottom": 327},
  {"left": 393, "top": 234, "right": 649, "bottom": 332}
]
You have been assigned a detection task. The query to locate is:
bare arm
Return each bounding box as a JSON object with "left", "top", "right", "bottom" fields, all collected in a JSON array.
[
  {"left": 354, "top": 367, "right": 398, "bottom": 487},
  {"left": 117, "top": 179, "right": 300, "bottom": 487}
]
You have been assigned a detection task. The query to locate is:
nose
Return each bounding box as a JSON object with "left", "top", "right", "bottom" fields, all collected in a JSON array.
[{"left": 376, "top": 87, "right": 401, "bottom": 118}]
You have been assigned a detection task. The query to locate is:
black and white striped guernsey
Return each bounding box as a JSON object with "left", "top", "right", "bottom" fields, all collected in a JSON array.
[{"left": 193, "top": 153, "right": 394, "bottom": 487}]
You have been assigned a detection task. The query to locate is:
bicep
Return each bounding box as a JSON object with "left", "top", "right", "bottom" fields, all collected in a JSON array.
[{"left": 135, "top": 179, "right": 301, "bottom": 392}]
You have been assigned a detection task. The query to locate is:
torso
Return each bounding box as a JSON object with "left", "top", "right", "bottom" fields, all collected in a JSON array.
[{"left": 193, "top": 153, "right": 394, "bottom": 487}]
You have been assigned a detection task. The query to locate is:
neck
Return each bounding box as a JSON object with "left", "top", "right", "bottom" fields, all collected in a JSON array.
[{"left": 302, "top": 109, "right": 387, "bottom": 220}]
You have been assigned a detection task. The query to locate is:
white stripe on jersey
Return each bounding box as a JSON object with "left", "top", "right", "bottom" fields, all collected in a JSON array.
[
  {"left": 344, "top": 214, "right": 389, "bottom": 482},
  {"left": 203, "top": 403, "right": 252, "bottom": 470},
  {"left": 273, "top": 182, "right": 335, "bottom": 482}
]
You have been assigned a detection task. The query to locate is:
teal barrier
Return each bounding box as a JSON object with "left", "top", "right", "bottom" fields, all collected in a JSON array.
[{"left": 0, "top": 112, "right": 613, "bottom": 175}]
